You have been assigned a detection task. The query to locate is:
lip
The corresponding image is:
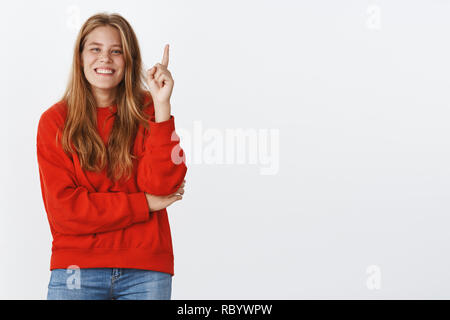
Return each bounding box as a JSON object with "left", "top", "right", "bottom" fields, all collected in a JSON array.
[{"left": 94, "top": 67, "right": 116, "bottom": 76}]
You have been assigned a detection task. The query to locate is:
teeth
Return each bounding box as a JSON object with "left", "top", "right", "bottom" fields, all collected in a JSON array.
[{"left": 96, "top": 69, "right": 113, "bottom": 74}]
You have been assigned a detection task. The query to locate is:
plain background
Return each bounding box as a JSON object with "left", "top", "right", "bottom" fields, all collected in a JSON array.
[{"left": 1, "top": 0, "right": 449, "bottom": 299}]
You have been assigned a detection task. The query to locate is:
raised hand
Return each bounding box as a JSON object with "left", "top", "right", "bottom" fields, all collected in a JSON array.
[{"left": 146, "top": 44, "right": 174, "bottom": 106}]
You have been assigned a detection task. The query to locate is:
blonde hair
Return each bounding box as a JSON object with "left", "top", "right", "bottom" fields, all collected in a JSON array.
[{"left": 60, "top": 12, "right": 152, "bottom": 182}]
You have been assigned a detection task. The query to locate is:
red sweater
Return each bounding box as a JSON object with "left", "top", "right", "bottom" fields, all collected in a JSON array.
[{"left": 36, "top": 93, "right": 187, "bottom": 275}]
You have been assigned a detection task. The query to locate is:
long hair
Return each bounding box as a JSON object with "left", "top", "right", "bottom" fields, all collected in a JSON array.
[{"left": 60, "top": 12, "right": 153, "bottom": 183}]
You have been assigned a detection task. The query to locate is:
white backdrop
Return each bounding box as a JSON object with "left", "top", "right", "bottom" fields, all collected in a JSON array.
[{"left": 1, "top": 0, "right": 449, "bottom": 299}]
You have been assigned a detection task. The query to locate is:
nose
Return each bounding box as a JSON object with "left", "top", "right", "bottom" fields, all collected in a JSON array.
[{"left": 99, "top": 52, "right": 112, "bottom": 63}]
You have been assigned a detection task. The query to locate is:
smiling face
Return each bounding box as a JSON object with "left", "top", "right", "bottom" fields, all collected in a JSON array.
[{"left": 81, "top": 25, "right": 125, "bottom": 103}]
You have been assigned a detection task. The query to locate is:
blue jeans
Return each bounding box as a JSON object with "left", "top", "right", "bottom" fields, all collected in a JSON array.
[{"left": 47, "top": 268, "right": 172, "bottom": 300}]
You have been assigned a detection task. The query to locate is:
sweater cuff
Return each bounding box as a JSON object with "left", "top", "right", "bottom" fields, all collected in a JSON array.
[
  {"left": 129, "top": 192, "right": 150, "bottom": 223},
  {"left": 148, "top": 115, "right": 178, "bottom": 147}
]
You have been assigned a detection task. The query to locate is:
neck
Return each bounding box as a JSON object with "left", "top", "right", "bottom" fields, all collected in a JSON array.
[{"left": 92, "top": 87, "right": 117, "bottom": 108}]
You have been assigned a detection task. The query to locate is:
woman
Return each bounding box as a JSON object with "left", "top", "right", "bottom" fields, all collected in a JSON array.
[{"left": 36, "top": 12, "right": 187, "bottom": 300}]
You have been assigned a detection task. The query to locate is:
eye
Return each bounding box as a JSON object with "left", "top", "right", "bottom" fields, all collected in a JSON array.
[
  {"left": 91, "top": 48, "right": 100, "bottom": 52},
  {"left": 112, "top": 50, "right": 122, "bottom": 54}
]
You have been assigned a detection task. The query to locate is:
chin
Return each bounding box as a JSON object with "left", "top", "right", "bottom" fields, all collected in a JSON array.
[{"left": 93, "top": 84, "right": 119, "bottom": 90}]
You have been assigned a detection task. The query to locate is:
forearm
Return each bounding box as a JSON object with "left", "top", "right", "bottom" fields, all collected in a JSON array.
[
  {"left": 137, "top": 111, "right": 188, "bottom": 196},
  {"left": 153, "top": 102, "right": 171, "bottom": 123}
]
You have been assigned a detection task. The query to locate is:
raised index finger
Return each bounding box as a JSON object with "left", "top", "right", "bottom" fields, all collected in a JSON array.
[{"left": 161, "top": 44, "right": 169, "bottom": 67}]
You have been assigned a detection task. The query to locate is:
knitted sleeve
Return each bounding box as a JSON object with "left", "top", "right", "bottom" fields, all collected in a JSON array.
[{"left": 136, "top": 106, "right": 187, "bottom": 196}]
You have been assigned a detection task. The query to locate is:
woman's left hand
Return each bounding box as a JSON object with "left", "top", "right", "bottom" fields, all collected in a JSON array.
[{"left": 146, "top": 44, "right": 174, "bottom": 105}]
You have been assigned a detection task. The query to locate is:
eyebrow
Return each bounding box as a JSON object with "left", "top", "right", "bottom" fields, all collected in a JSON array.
[{"left": 87, "top": 41, "right": 122, "bottom": 47}]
